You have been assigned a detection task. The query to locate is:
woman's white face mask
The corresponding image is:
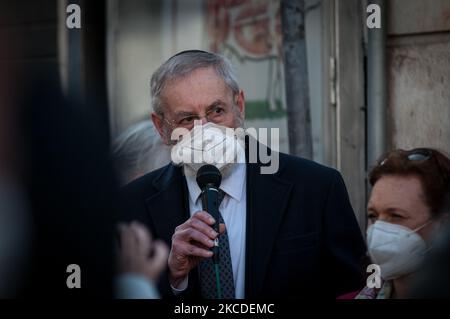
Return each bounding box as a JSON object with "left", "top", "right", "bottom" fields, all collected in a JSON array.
[{"left": 367, "top": 220, "right": 432, "bottom": 280}]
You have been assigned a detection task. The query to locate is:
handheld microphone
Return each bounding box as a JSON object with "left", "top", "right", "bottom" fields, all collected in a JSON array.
[{"left": 196, "top": 164, "right": 222, "bottom": 264}]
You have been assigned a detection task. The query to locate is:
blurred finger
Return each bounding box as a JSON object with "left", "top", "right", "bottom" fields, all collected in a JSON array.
[
  {"left": 150, "top": 240, "right": 169, "bottom": 275},
  {"left": 130, "top": 222, "right": 152, "bottom": 257},
  {"left": 118, "top": 224, "right": 135, "bottom": 255}
]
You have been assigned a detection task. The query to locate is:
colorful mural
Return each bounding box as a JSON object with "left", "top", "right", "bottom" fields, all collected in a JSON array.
[{"left": 206, "top": 0, "right": 286, "bottom": 119}]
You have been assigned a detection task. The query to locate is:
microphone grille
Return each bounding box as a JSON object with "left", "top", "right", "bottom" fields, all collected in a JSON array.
[{"left": 196, "top": 165, "right": 222, "bottom": 189}]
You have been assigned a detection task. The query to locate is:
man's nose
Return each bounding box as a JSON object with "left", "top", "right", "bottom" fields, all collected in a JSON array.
[{"left": 192, "top": 117, "right": 209, "bottom": 129}]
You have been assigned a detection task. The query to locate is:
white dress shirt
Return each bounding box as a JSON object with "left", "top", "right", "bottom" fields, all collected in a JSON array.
[{"left": 174, "top": 163, "right": 247, "bottom": 299}]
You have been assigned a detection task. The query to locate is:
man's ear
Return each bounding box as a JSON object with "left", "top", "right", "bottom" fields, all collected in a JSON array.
[
  {"left": 151, "top": 112, "right": 169, "bottom": 145},
  {"left": 236, "top": 89, "right": 245, "bottom": 120}
]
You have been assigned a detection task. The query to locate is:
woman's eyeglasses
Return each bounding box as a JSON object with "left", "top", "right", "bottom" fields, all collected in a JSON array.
[
  {"left": 378, "top": 148, "right": 449, "bottom": 190},
  {"left": 405, "top": 149, "right": 432, "bottom": 161},
  {"left": 380, "top": 148, "right": 432, "bottom": 166}
]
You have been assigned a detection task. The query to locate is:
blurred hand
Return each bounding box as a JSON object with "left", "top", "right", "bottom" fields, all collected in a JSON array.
[
  {"left": 168, "top": 211, "right": 225, "bottom": 288},
  {"left": 117, "top": 222, "right": 169, "bottom": 282}
]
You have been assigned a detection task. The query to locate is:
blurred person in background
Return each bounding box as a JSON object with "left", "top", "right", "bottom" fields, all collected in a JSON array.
[
  {"left": 0, "top": 69, "right": 169, "bottom": 298},
  {"left": 408, "top": 187, "right": 450, "bottom": 298},
  {"left": 0, "top": 13, "right": 174, "bottom": 299},
  {"left": 0, "top": 47, "right": 31, "bottom": 297},
  {"left": 116, "top": 221, "right": 169, "bottom": 299},
  {"left": 14, "top": 75, "right": 117, "bottom": 298},
  {"left": 350, "top": 148, "right": 450, "bottom": 299},
  {"left": 112, "top": 121, "right": 171, "bottom": 186}
]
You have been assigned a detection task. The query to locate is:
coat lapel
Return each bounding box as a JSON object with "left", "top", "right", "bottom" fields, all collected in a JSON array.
[
  {"left": 144, "top": 164, "right": 190, "bottom": 245},
  {"left": 244, "top": 144, "right": 293, "bottom": 298}
]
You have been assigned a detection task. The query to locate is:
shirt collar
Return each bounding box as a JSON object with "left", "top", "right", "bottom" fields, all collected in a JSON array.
[{"left": 184, "top": 164, "right": 246, "bottom": 205}]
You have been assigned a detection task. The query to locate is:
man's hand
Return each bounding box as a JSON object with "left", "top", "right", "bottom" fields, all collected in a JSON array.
[
  {"left": 168, "top": 211, "right": 225, "bottom": 288},
  {"left": 117, "top": 222, "right": 169, "bottom": 282}
]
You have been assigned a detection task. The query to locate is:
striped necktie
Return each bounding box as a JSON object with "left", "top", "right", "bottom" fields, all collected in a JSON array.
[{"left": 198, "top": 189, "right": 235, "bottom": 299}]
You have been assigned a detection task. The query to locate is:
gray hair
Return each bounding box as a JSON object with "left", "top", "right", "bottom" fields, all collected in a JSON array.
[
  {"left": 150, "top": 50, "right": 240, "bottom": 116},
  {"left": 112, "top": 121, "right": 171, "bottom": 185}
]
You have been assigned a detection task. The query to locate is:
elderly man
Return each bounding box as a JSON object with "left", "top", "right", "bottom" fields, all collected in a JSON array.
[{"left": 119, "top": 50, "right": 366, "bottom": 299}]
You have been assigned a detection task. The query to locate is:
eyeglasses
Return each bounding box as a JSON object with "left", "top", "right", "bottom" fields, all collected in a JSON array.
[
  {"left": 380, "top": 148, "right": 433, "bottom": 166},
  {"left": 161, "top": 104, "right": 230, "bottom": 130},
  {"left": 405, "top": 149, "right": 433, "bottom": 161}
]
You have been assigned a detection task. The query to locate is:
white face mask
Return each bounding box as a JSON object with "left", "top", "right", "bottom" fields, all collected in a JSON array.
[
  {"left": 367, "top": 220, "right": 431, "bottom": 281},
  {"left": 170, "top": 122, "right": 245, "bottom": 175}
]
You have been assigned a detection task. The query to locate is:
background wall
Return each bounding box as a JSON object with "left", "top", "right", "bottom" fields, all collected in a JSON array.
[
  {"left": 387, "top": 0, "right": 450, "bottom": 156},
  {"left": 107, "top": 0, "right": 165, "bottom": 136}
]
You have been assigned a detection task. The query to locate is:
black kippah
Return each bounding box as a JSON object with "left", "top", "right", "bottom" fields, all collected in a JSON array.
[{"left": 168, "top": 49, "right": 211, "bottom": 60}]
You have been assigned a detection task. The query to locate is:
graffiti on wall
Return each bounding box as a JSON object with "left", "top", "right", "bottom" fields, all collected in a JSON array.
[{"left": 206, "top": 0, "right": 286, "bottom": 119}]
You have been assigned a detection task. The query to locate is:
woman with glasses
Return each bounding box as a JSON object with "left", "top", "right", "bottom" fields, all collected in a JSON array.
[{"left": 342, "top": 148, "right": 450, "bottom": 299}]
